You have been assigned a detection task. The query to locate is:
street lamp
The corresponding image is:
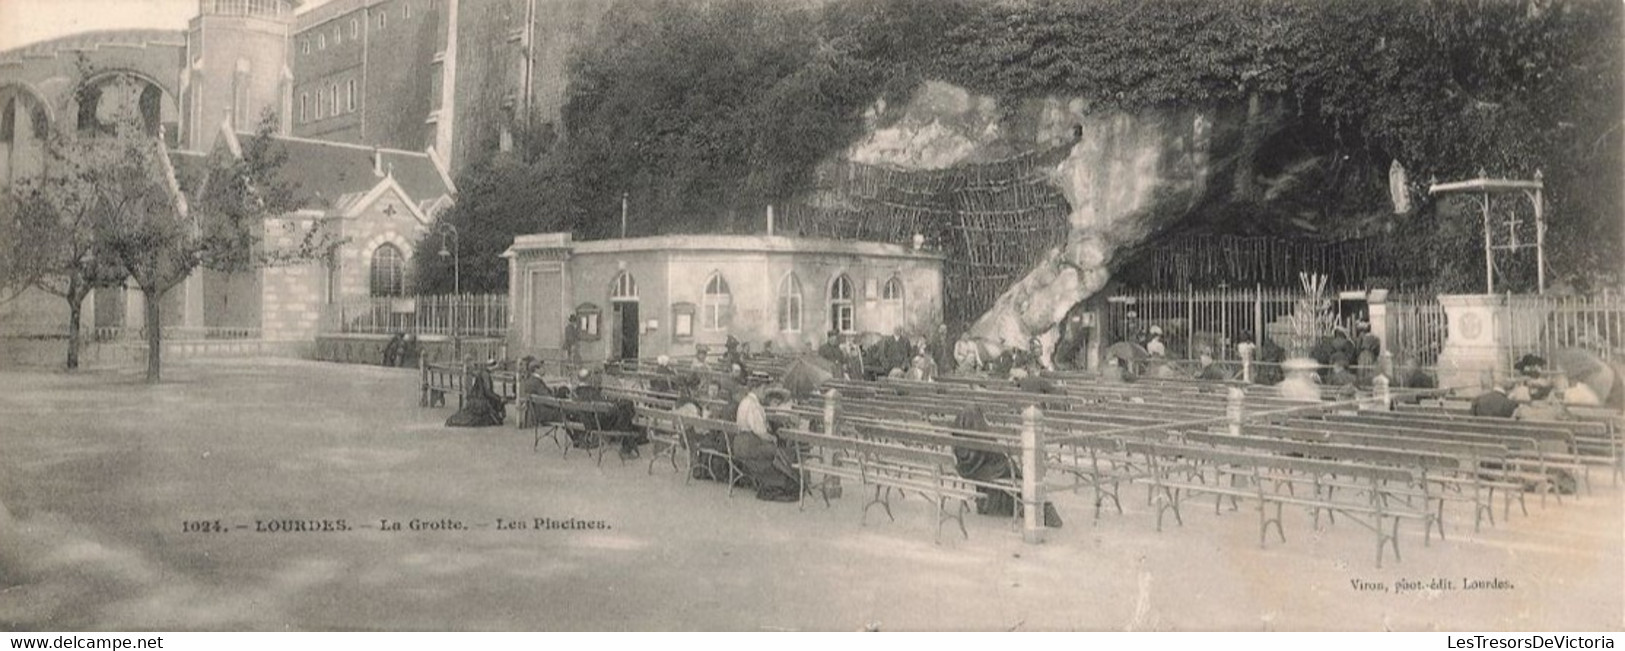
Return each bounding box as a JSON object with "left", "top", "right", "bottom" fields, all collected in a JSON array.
[{"left": 436, "top": 222, "right": 460, "bottom": 358}]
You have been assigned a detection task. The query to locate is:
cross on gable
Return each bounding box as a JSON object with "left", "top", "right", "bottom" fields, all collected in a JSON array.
[{"left": 382, "top": 203, "right": 397, "bottom": 217}]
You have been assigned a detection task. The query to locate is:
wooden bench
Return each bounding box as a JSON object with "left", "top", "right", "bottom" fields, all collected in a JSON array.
[
  {"left": 779, "top": 427, "right": 985, "bottom": 542},
  {"left": 1284, "top": 416, "right": 1561, "bottom": 509},
  {"left": 635, "top": 405, "right": 746, "bottom": 481},
  {"left": 1382, "top": 408, "right": 1621, "bottom": 486},
  {"left": 1246, "top": 423, "right": 1522, "bottom": 530},
  {"left": 420, "top": 362, "right": 463, "bottom": 407},
  {"left": 1318, "top": 412, "right": 1594, "bottom": 497},
  {"left": 1182, "top": 430, "right": 1452, "bottom": 544},
  {"left": 527, "top": 396, "right": 639, "bottom": 467},
  {"left": 1123, "top": 440, "right": 1430, "bottom": 568}
]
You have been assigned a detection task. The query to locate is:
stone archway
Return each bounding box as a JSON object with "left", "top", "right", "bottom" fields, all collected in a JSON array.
[{"left": 73, "top": 70, "right": 180, "bottom": 144}]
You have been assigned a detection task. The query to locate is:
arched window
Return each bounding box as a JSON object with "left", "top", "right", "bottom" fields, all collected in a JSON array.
[
  {"left": 611, "top": 271, "right": 637, "bottom": 300},
  {"left": 702, "top": 272, "right": 732, "bottom": 331},
  {"left": 829, "top": 274, "right": 854, "bottom": 334},
  {"left": 777, "top": 273, "right": 803, "bottom": 333},
  {"left": 882, "top": 276, "right": 904, "bottom": 304},
  {"left": 369, "top": 244, "right": 405, "bottom": 297}
]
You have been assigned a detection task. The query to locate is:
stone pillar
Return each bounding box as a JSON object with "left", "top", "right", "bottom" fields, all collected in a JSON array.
[
  {"left": 1227, "top": 386, "right": 1245, "bottom": 435},
  {"left": 1020, "top": 405, "right": 1045, "bottom": 544},
  {"left": 1436, "top": 294, "right": 1507, "bottom": 394}
]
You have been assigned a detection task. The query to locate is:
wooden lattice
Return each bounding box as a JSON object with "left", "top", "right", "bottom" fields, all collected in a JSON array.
[{"left": 783, "top": 144, "right": 1075, "bottom": 327}]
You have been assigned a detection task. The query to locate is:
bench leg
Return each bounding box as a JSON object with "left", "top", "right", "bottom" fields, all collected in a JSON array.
[
  {"left": 1153, "top": 486, "right": 1182, "bottom": 532},
  {"left": 862, "top": 485, "right": 895, "bottom": 525},
  {"left": 1375, "top": 516, "right": 1402, "bottom": 569},
  {"left": 935, "top": 496, "right": 970, "bottom": 542},
  {"left": 1259, "top": 500, "right": 1285, "bottom": 548}
]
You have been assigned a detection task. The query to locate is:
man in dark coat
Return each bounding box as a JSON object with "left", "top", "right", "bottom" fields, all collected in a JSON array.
[
  {"left": 818, "top": 331, "right": 844, "bottom": 365},
  {"left": 928, "top": 324, "right": 955, "bottom": 375},
  {"left": 1470, "top": 382, "right": 1519, "bottom": 418},
  {"left": 381, "top": 333, "right": 405, "bottom": 367},
  {"left": 517, "top": 359, "right": 552, "bottom": 429},
  {"left": 949, "top": 406, "right": 1061, "bottom": 527}
]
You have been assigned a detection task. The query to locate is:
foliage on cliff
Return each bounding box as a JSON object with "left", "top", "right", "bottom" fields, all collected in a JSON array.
[{"left": 423, "top": 0, "right": 1621, "bottom": 295}]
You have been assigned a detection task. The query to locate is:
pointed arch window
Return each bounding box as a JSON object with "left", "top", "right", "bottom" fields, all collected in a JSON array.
[
  {"left": 829, "top": 274, "right": 855, "bottom": 334},
  {"left": 611, "top": 271, "right": 637, "bottom": 301},
  {"left": 777, "top": 273, "right": 803, "bottom": 333},
  {"left": 882, "top": 276, "right": 904, "bottom": 304},
  {"left": 702, "top": 272, "right": 732, "bottom": 331},
  {"left": 369, "top": 244, "right": 405, "bottom": 297}
]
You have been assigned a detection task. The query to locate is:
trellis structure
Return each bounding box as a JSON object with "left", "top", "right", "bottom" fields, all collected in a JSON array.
[
  {"left": 1428, "top": 170, "right": 1547, "bottom": 294},
  {"left": 783, "top": 144, "right": 1075, "bottom": 326}
]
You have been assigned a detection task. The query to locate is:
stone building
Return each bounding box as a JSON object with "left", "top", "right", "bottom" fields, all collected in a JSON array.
[
  {"left": 287, "top": 0, "right": 607, "bottom": 171},
  {"left": 503, "top": 233, "right": 944, "bottom": 362}
]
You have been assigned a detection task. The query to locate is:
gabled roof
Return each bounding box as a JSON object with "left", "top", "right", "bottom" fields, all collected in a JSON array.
[{"left": 224, "top": 131, "right": 455, "bottom": 213}]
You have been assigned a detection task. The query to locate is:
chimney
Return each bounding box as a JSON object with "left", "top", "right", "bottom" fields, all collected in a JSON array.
[{"left": 373, "top": 148, "right": 383, "bottom": 177}]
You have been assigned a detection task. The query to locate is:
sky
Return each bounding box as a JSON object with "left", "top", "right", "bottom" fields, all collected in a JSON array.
[{"left": 0, "top": 0, "right": 332, "bottom": 51}]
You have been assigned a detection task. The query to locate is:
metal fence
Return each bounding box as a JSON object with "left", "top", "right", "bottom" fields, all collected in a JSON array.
[
  {"left": 1103, "top": 286, "right": 1365, "bottom": 360},
  {"left": 1106, "top": 288, "right": 1624, "bottom": 371},
  {"left": 1382, "top": 294, "right": 1448, "bottom": 367},
  {"left": 1500, "top": 292, "right": 1625, "bottom": 368},
  {"left": 321, "top": 294, "right": 509, "bottom": 338}
]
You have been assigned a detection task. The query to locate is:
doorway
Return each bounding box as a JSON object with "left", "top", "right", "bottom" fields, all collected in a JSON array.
[{"left": 612, "top": 301, "right": 639, "bottom": 360}]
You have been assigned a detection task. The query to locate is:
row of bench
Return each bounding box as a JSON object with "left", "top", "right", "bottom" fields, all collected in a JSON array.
[{"left": 416, "top": 359, "right": 1618, "bottom": 567}]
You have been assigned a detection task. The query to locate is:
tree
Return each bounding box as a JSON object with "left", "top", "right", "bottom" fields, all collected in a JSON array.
[
  {"left": 10, "top": 124, "right": 135, "bottom": 369},
  {"left": 81, "top": 100, "right": 302, "bottom": 382}
]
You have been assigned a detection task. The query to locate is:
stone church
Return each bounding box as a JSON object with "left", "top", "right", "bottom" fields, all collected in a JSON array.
[{"left": 0, "top": 0, "right": 602, "bottom": 361}]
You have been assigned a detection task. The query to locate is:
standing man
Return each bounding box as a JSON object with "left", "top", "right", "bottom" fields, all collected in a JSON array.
[
  {"left": 928, "top": 324, "right": 954, "bottom": 374},
  {"left": 564, "top": 315, "right": 581, "bottom": 365}
]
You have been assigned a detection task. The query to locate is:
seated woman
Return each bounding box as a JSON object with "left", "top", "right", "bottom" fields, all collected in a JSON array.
[
  {"left": 446, "top": 358, "right": 506, "bottom": 427},
  {"left": 949, "top": 406, "right": 1061, "bottom": 527},
  {"left": 731, "top": 380, "right": 800, "bottom": 502}
]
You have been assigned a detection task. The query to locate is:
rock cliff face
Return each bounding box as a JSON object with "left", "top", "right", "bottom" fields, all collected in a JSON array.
[{"left": 844, "top": 82, "right": 1215, "bottom": 356}]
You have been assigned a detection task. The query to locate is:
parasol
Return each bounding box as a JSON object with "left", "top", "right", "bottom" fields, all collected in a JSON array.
[
  {"left": 1549, "top": 348, "right": 1622, "bottom": 408},
  {"left": 780, "top": 355, "right": 836, "bottom": 399}
]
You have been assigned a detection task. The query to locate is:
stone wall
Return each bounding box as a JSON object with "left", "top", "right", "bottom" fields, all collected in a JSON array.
[{"left": 261, "top": 217, "right": 324, "bottom": 341}]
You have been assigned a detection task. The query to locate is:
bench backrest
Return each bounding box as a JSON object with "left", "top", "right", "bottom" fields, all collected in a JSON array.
[
  {"left": 1248, "top": 424, "right": 1508, "bottom": 460},
  {"left": 1283, "top": 417, "right": 1537, "bottom": 450},
  {"left": 1332, "top": 411, "right": 1579, "bottom": 441},
  {"left": 1184, "top": 431, "right": 1459, "bottom": 470},
  {"left": 1125, "top": 440, "right": 1415, "bottom": 484},
  {"left": 848, "top": 418, "right": 1020, "bottom": 456},
  {"left": 779, "top": 428, "right": 958, "bottom": 470}
]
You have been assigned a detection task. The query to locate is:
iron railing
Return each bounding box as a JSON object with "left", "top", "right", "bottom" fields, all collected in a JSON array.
[{"left": 320, "top": 293, "right": 509, "bottom": 338}]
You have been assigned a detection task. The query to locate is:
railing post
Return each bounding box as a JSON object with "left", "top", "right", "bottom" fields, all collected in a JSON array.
[
  {"left": 1021, "top": 404, "right": 1046, "bottom": 544},
  {"left": 1227, "top": 385, "right": 1245, "bottom": 436},
  {"left": 1371, "top": 374, "right": 1391, "bottom": 412},
  {"left": 1238, "top": 341, "right": 1255, "bottom": 384},
  {"left": 418, "top": 353, "right": 429, "bottom": 407}
]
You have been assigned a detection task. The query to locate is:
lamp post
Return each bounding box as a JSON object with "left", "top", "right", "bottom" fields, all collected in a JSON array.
[{"left": 437, "top": 222, "right": 460, "bottom": 359}]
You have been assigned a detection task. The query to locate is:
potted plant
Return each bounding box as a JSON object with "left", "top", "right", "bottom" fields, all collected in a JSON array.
[{"left": 1279, "top": 272, "right": 1334, "bottom": 401}]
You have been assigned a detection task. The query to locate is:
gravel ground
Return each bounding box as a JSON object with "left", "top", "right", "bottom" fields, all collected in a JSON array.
[{"left": 0, "top": 359, "right": 1619, "bottom": 631}]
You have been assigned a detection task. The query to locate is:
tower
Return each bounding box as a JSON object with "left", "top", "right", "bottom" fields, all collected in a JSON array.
[{"left": 184, "top": 0, "right": 298, "bottom": 151}]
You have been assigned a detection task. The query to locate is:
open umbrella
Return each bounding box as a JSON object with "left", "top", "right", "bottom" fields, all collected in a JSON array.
[
  {"left": 1549, "top": 348, "right": 1622, "bottom": 408},
  {"left": 780, "top": 355, "right": 836, "bottom": 399},
  {"left": 1104, "top": 341, "right": 1149, "bottom": 367}
]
